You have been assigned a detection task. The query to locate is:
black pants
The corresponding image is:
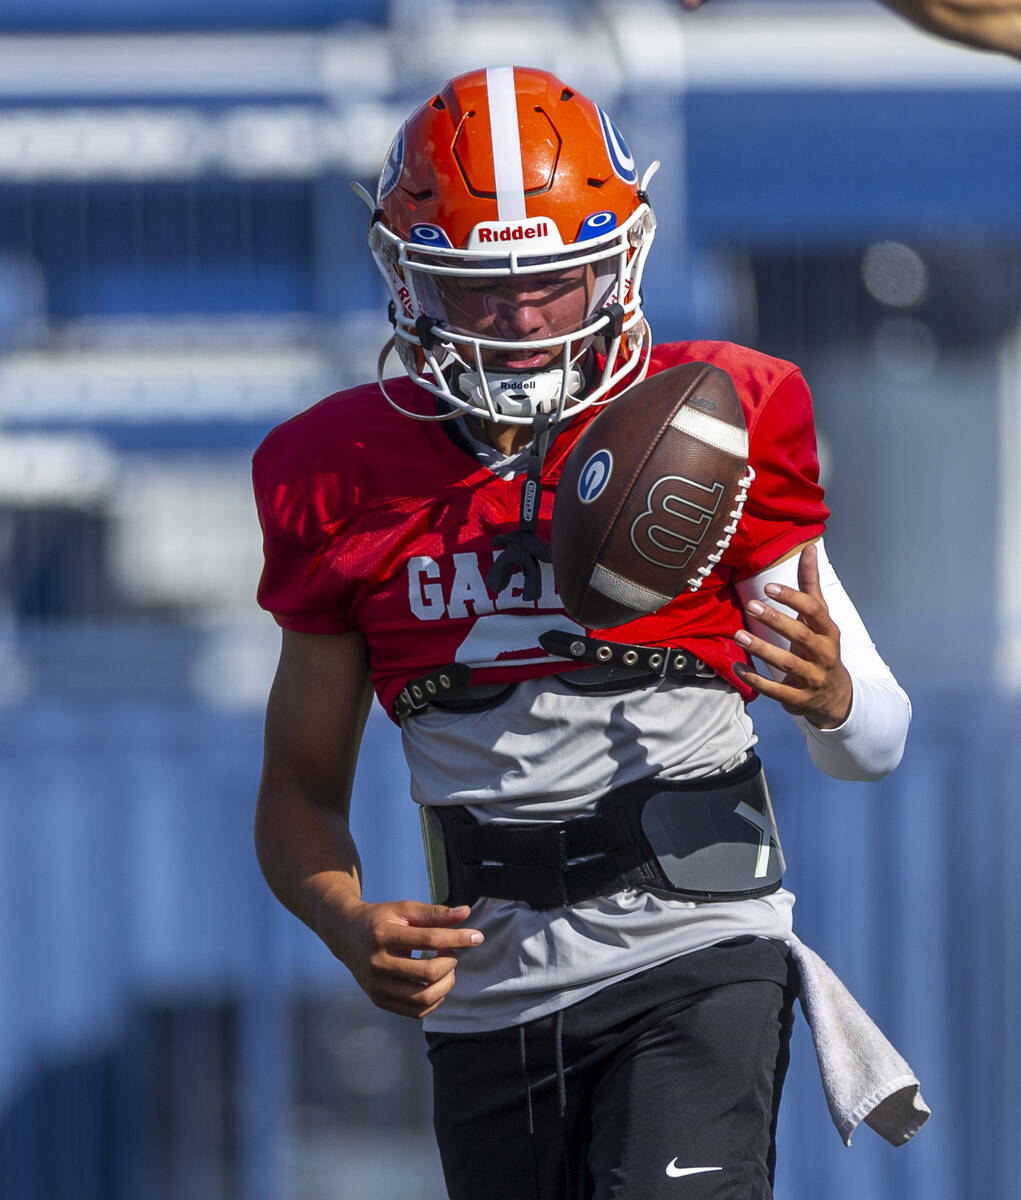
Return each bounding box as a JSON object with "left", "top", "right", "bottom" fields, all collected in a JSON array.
[{"left": 426, "top": 937, "right": 798, "bottom": 1200}]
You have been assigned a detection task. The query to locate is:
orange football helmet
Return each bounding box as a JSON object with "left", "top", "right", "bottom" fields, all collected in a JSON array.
[{"left": 364, "top": 66, "right": 657, "bottom": 425}]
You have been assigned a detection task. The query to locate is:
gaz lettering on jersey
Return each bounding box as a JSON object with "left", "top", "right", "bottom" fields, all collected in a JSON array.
[
  {"left": 408, "top": 552, "right": 562, "bottom": 620},
  {"left": 630, "top": 475, "right": 725, "bottom": 570}
]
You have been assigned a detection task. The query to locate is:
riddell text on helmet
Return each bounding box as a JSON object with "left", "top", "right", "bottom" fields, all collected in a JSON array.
[
  {"left": 466, "top": 218, "right": 564, "bottom": 250},
  {"left": 476, "top": 222, "right": 551, "bottom": 243}
]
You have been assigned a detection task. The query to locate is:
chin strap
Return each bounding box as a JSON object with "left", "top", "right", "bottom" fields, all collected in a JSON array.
[{"left": 485, "top": 413, "right": 554, "bottom": 603}]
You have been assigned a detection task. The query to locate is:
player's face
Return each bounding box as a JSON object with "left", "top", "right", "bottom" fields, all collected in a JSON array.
[{"left": 430, "top": 265, "right": 595, "bottom": 371}]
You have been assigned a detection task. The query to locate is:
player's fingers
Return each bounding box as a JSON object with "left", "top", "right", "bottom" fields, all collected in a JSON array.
[
  {"left": 401, "top": 902, "right": 475, "bottom": 927},
  {"left": 733, "top": 662, "right": 811, "bottom": 707},
  {"left": 409, "top": 972, "right": 459, "bottom": 1018},
  {"left": 412, "top": 967, "right": 458, "bottom": 1002},
  {"left": 734, "top": 627, "right": 835, "bottom": 695},
  {"left": 761, "top": 584, "right": 834, "bottom": 641},
  {"left": 369, "top": 968, "right": 458, "bottom": 1019},
  {"left": 762, "top": 547, "right": 837, "bottom": 639},
  {"left": 751, "top": 603, "right": 841, "bottom": 674},
  {"left": 382, "top": 920, "right": 484, "bottom": 952},
  {"left": 733, "top": 630, "right": 806, "bottom": 678},
  {"left": 364, "top": 947, "right": 458, "bottom": 998},
  {"left": 737, "top": 612, "right": 828, "bottom": 667},
  {"left": 796, "top": 541, "right": 821, "bottom": 595},
  {"left": 754, "top": 575, "right": 831, "bottom": 632},
  {"left": 382, "top": 950, "right": 459, "bottom": 984}
]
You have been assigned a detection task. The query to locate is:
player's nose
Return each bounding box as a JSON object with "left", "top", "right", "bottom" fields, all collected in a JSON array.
[{"left": 490, "top": 296, "right": 546, "bottom": 340}]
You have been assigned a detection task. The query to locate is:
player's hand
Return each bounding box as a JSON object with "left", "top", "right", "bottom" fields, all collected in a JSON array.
[
  {"left": 327, "top": 899, "right": 484, "bottom": 1020},
  {"left": 733, "top": 542, "right": 853, "bottom": 729}
]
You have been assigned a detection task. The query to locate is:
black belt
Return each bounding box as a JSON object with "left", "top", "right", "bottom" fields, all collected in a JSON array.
[
  {"left": 538, "top": 630, "right": 717, "bottom": 681},
  {"left": 393, "top": 632, "right": 717, "bottom": 720},
  {"left": 419, "top": 755, "right": 784, "bottom": 910},
  {"left": 393, "top": 663, "right": 474, "bottom": 720}
]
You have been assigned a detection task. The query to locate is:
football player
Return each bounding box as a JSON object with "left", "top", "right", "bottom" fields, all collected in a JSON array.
[{"left": 253, "top": 68, "right": 913, "bottom": 1200}]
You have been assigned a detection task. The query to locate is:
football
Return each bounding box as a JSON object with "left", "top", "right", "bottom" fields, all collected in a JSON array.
[{"left": 551, "top": 361, "right": 752, "bottom": 629}]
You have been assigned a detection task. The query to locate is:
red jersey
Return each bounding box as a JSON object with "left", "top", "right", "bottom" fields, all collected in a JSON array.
[{"left": 253, "top": 341, "right": 828, "bottom": 720}]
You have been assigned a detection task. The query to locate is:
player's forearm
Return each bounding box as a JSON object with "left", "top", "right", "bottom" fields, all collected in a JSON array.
[{"left": 254, "top": 785, "right": 368, "bottom": 949}]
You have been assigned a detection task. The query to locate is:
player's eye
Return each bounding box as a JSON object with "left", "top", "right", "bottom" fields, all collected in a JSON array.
[{"left": 438, "top": 282, "right": 489, "bottom": 306}]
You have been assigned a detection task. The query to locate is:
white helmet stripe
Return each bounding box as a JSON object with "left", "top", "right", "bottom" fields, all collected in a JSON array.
[{"left": 485, "top": 66, "right": 527, "bottom": 221}]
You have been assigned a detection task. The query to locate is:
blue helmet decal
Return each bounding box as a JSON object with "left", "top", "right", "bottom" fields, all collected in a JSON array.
[
  {"left": 597, "top": 108, "right": 638, "bottom": 184},
  {"left": 577, "top": 210, "right": 618, "bottom": 242},
  {"left": 410, "top": 223, "right": 453, "bottom": 248},
  {"left": 578, "top": 449, "right": 614, "bottom": 504},
  {"left": 377, "top": 124, "right": 405, "bottom": 202}
]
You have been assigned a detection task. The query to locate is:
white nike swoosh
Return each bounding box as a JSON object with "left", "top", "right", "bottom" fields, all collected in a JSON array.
[{"left": 665, "top": 1162, "right": 723, "bottom": 1179}]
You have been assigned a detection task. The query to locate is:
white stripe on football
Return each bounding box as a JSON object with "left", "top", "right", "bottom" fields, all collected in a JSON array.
[{"left": 669, "top": 406, "right": 749, "bottom": 459}]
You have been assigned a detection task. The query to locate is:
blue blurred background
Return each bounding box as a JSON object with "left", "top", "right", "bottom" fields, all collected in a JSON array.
[{"left": 0, "top": 2, "right": 1019, "bottom": 1197}]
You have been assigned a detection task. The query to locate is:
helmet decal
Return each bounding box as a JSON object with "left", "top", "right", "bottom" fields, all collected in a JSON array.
[
  {"left": 597, "top": 108, "right": 638, "bottom": 184},
  {"left": 410, "top": 223, "right": 454, "bottom": 248},
  {"left": 377, "top": 124, "right": 405, "bottom": 202},
  {"left": 466, "top": 216, "right": 563, "bottom": 250},
  {"left": 577, "top": 210, "right": 618, "bottom": 242}
]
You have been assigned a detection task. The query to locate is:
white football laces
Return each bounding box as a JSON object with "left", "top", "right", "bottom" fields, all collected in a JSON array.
[{"left": 685, "top": 464, "right": 756, "bottom": 592}]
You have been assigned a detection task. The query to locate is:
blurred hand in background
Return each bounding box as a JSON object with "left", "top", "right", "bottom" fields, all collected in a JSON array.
[{"left": 677, "top": 0, "right": 1021, "bottom": 60}]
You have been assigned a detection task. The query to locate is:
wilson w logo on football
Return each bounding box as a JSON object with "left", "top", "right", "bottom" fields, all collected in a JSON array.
[{"left": 630, "top": 476, "right": 726, "bottom": 569}]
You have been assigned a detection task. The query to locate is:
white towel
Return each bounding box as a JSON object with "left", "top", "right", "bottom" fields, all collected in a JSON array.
[{"left": 786, "top": 935, "right": 931, "bottom": 1147}]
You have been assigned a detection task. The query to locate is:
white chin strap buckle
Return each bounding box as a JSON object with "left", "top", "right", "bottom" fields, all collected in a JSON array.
[{"left": 459, "top": 366, "right": 583, "bottom": 419}]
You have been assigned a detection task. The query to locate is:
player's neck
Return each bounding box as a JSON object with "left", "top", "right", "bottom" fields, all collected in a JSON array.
[{"left": 465, "top": 417, "right": 533, "bottom": 457}]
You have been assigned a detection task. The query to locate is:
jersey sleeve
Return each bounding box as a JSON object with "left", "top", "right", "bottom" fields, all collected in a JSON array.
[
  {"left": 252, "top": 435, "right": 355, "bottom": 635},
  {"left": 724, "top": 367, "right": 829, "bottom": 577}
]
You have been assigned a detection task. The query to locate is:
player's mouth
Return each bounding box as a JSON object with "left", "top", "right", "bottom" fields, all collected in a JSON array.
[{"left": 488, "top": 350, "right": 556, "bottom": 372}]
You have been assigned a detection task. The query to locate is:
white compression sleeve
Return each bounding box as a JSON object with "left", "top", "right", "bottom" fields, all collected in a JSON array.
[{"left": 733, "top": 539, "right": 911, "bottom": 781}]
